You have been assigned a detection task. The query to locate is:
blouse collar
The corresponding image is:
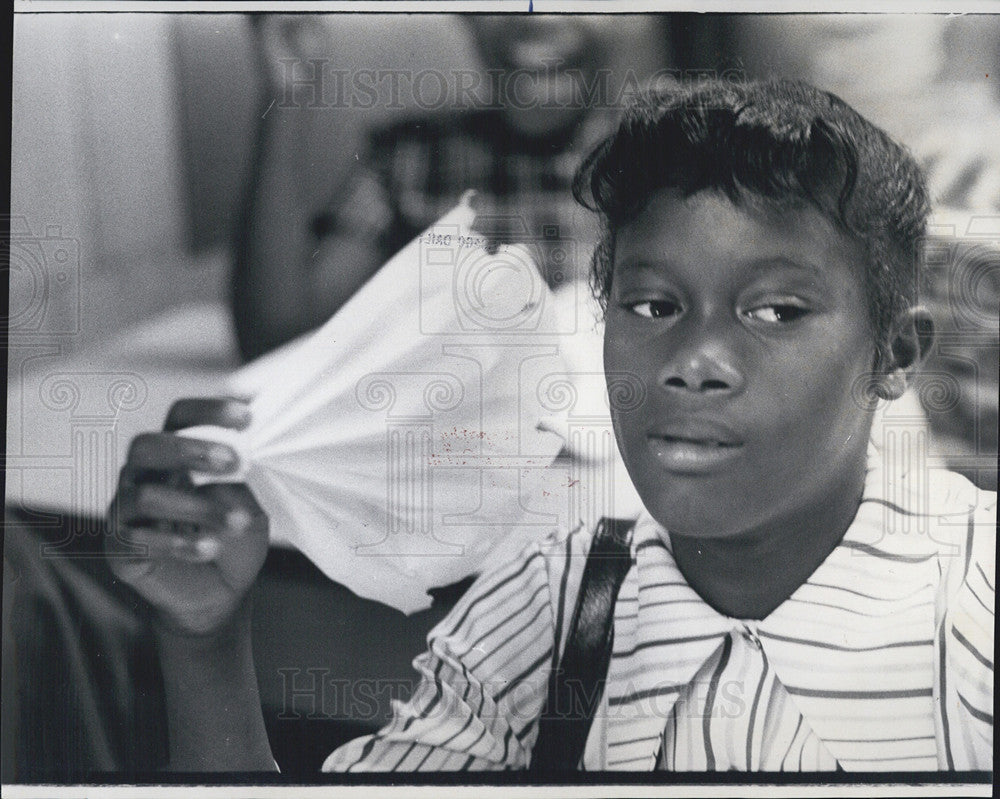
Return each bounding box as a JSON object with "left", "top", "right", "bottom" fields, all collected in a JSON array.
[{"left": 601, "top": 445, "right": 977, "bottom": 770}]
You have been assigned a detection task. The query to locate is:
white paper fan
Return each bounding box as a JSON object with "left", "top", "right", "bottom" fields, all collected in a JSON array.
[{"left": 181, "top": 195, "right": 569, "bottom": 613}]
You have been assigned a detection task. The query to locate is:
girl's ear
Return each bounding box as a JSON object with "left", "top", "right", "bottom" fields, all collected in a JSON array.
[{"left": 874, "top": 307, "right": 935, "bottom": 400}]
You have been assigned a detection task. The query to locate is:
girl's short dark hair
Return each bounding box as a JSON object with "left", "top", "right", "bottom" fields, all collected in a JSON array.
[{"left": 573, "top": 78, "right": 930, "bottom": 368}]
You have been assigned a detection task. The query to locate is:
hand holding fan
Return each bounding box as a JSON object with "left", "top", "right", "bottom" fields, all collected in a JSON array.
[{"left": 182, "top": 194, "right": 568, "bottom": 613}]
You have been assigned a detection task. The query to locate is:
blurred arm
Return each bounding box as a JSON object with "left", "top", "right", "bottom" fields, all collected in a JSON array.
[
  {"left": 156, "top": 604, "right": 277, "bottom": 771},
  {"left": 231, "top": 16, "right": 390, "bottom": 361}
]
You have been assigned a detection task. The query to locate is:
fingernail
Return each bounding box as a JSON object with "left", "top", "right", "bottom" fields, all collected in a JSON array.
[
  {"left": 229, "top": 405, "right": 253, "bottom": 430},
  {"left": 225, "top": 508, "right": 253, "bottom": 533},
  {"left": 194, "top": 537, "right": 222, "bottom": 560},
  {"left": 207, "top": 445, "right": 237, "bottom": 471}
]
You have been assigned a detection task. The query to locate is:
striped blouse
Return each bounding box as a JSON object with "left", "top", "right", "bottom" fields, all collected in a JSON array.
[{"left": 322, "top": 450, "right": 995, "bottom": 772}]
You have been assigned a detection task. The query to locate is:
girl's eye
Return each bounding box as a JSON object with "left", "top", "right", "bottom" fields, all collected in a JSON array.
[
  {"left": 745, "top": 304, "right": 809, "bottom": 324},
  {"left": 627, "top": 300, "right": 681, "bottom": 319}
]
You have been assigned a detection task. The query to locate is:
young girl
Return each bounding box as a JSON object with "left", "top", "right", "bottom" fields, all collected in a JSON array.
[{"left": 109, "top": 79, "right": 994, "bottom": 772}]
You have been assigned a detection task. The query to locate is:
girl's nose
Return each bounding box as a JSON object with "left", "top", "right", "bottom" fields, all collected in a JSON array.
[{"left": 656, "top": 331, "right": 745, "bottom": 396}]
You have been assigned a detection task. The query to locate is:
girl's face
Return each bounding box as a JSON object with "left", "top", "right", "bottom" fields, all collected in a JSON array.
[{"left": 604, "top": 189, "right": 879, "bottom": 539}]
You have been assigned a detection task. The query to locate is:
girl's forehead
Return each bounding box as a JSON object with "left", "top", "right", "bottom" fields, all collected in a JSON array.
[
  {"left": 615, "top": 188, "right": 863, "bottom": 274},
  {"left": 625, "top": 188, "right": 833, "bottom": 234}
]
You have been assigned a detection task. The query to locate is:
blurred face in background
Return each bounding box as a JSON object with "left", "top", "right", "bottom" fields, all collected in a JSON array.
[{"left": 464, "top": 15, "right": 610, "bottom": 140}]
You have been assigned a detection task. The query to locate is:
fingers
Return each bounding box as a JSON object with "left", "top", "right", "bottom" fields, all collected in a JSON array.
[
  {"left": 125, "top": 482, "right": 236, "bottom": 528},
  {"left": 163, "top": 398, "right": 251, "bottom": 433},
  {"left": 123, "top": 527, "right": 223, "bottom": 564},
  {"left": 108, "top": 397, "right": 260, "bottom": 605},
  {"left": 110, "top": 482, "right": 265, "bottom": 569},
  {"left": 204, "top": 482, "right": 264, "bottom": 532},
  {"left": 128, "top": 432, "right": 240, "bottom": 476},
  {"left": 105, "top": 514, "right": 215, "bottom": 574},
  {"left": 119, "top": 479, "right": 261, "bottom": 530},
  {"left": 106, "top": 418, "right": 268, "bottom": 631}
]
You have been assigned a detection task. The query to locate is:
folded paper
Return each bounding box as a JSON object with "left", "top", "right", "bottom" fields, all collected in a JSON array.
[{"left": 180, "top": 195, "right": 574, "bottom": 613}]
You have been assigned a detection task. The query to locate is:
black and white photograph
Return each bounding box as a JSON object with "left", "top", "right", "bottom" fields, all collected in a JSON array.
[{"left": 3, "top": 2, "right": 997, "bottom": 795}]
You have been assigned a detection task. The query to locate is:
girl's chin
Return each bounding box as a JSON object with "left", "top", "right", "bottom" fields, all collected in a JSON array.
[{"left": 642, "top": 502, "right": 747, "bottom": 541}]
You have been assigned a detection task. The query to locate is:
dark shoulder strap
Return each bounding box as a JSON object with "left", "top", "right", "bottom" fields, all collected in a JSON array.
[{"left": 528, "top": 517, "right": 635, "bottom": 773}]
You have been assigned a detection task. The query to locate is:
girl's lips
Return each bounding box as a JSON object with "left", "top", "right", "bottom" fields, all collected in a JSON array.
[
  {"left": 646, "top": 434, "right": 743, "bottom": 474},
  {"left": 646, "top": 420, "right": 743, "bottom": 448}
]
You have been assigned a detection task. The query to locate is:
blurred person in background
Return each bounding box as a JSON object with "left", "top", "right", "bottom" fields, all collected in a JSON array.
[{"left": 232, "top": 15, "right": 665, "bottom": 360}]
